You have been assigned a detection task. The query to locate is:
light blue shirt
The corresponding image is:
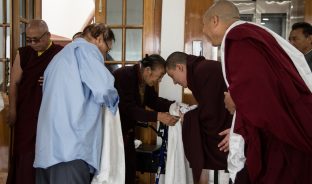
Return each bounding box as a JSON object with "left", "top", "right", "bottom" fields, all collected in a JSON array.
[{"left": 34, "top": 38, "right": 119, "bottom": 173}]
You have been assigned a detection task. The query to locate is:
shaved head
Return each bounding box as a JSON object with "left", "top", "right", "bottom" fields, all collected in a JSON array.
[
  {"left": 26, "top": 19, "right": 49, "bottom": 33},
  {"left": 202, "top": 0, "right": 240, "bottom": 46},
  {"left": 25, "top": 19, "right": 51, "bottom": 51},
  {"left": 204, "top": 0, "right": 240, "bottom": 22}
]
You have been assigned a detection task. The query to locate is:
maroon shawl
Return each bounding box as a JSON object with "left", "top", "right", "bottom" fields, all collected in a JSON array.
[{"left": 225, "top": 23, "right": 312, "bottom": 183}]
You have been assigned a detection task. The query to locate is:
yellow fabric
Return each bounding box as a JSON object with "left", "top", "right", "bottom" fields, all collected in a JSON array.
[{"left": 38, "top": 41, "right": 52, "bottom": 56}]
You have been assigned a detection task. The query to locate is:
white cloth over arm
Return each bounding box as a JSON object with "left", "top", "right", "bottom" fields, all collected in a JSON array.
[
  {"left": 34, "top": 38, "right": 119, "bottom": 171},
  {"left": 163, "top": 102, "right": 196, "bottom": 184},
  {"left": 91, "top": 107, "right": 125, "bottom": 184}
]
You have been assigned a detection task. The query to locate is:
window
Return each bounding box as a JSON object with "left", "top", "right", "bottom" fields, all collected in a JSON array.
[
  {"left": 0, "top": 0, "right": 10, "bottom": 92},
  {"left": 96, "top": 0, "right": 144, "bottom": 71},
  {"left": 19, "top": 0, "right": 35, "bottom": 47}
]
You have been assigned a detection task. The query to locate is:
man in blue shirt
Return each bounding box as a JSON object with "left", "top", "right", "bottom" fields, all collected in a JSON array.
[{"left": 34, "top": 23, "right": 119, "bottom": 184}]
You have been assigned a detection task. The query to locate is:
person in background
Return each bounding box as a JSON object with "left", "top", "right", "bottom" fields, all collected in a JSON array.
[
  {"left": 203, "top": 1, "right": 312, "bottom": 183},
  {"left": 7, "top": 19, "right": 63, "bottom": 184},
  {"left": 289, "top": 22, "right": 312, "bottom": 70},
  {"left": 34, "top": 23, "right": 119, "bottom": 184},
  {"left": 166, "top": 52, "right": 232, "bottom": 184},
  {"left": 113, "top": 54, "right": 179, "bottom": 184}
]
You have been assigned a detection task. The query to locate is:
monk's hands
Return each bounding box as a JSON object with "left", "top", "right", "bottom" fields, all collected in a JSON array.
[
  {"left": 38, "top": 76, "right": 44, "bottom": 86},
  {"left": 221, "top": 92, "right": 233, "bottom": 152},
  {"left": 0, "top": 93, "right": 12, "bottom": 127},
  {"left": 1, "top": 92, "right": 9, "bottom": 108},
  {"left": 224, "top": 92, "right": 235, "bottom": 114},
  {"left": 157, "top": 112, "right": 179, "bottom": 126},
  {"left": 218, "top": 128, "right": 230, "bottom": 152}
]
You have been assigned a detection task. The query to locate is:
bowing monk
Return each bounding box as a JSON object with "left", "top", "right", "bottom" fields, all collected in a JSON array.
[
  {"left": 166, "top": 52, "right": 232, "bottom": 184},
  {"left": 203, "top": 1, "right": 312, "bottom": 183}
]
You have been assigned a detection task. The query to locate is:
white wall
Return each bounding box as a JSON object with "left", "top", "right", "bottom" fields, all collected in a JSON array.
[
  {"left": 42, "top": 0, "right": 94, "bottom": 39},
  {"left": 159, "top": 0, "right": 185, "bottom": 102},
  {"left": 43, "top": 0, "right": 184, "bottom": 99}
]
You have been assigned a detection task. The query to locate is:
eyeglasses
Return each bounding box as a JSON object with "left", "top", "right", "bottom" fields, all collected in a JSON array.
[
  {"left": 104, "top": 40, "right": 112, "bottom": 53},
  {"left": 26, "top": 31, "right": 48, "bottom": 44}
]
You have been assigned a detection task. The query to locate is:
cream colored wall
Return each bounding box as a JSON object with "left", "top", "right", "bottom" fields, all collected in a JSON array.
[
  {"left": 159, "top": 0, "right": 185, "bottom": 102},
  {"left": 42, "top": 0, "right": 94, "bottom": 39}
]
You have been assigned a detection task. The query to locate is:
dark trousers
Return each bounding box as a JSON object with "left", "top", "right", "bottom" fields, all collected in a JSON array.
[
  {"left": 6, "top": 152, "right": 36, "bottom": 184},
  {"left": 36, "top": 159, "right": 92, "bottom": 184},
  {"left": 232, "top": 166, "right": 251, "bottom": 184},
  {"left": 123, "top": 130, "right": 136, "bottom": 184}
]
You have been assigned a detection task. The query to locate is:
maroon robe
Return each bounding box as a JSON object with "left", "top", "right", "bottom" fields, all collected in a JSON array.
[
  {"left": 7, "top": 43, "right": 62, "bottom": 184},
  {"left": 182, "top": 55, "right": 232, "bottom": 181},
  {"left": 224, "top": 23, "right": 312, "bottom": 183},
  {"left": 113, "top": 64, "right": 173, "bottom": 184}
]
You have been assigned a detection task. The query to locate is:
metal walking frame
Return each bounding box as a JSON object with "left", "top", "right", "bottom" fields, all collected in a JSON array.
[{"left": 136, "top": 122, "right": 168, "bottom": 184}]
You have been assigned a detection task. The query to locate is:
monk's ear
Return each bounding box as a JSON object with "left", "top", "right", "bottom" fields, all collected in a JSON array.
[
  {"left": 176, "top": 64, "right": 184, "bottom": 72},
  {"left": 308, "top": 35, "right": 312, "bottom": 44},
  {"left": 212, "top": 15, "right": 219, "bottom": 26},
  {"left": 46, "top": 32, "right": 51, "bottom": 39}
]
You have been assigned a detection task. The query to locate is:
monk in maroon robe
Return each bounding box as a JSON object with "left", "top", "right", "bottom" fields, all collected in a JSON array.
[
  {"left": 7, "top": 20, "right": 62, "bottom": 184},
  {"left": 113, "top": 54, "right": 178, "bottom": 184},
  {"left": 166, "top": 52, "right": 232, "bottom": 183},
  {"left": 203, "top": 1, "right": 312, "bottom": 183}
]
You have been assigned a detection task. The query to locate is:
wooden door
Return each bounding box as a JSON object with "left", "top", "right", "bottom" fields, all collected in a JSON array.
[
  {"left": 183, "top": 0, "right": 213, "bottom": 105},
  {"left": 95, "top": 0, "right": 162, "bottom": 66},
  {"left": 94, "top": 0, "right": 162, "bottom": 183},
  {"left": 305, "top": 0, "right": 312, "bottom": 23},
  {"left": 0, "top": 0, "right": 41, "bottom": 182},
  {"left": 0, "top": 0, "right": 12, "bottom": 182}
]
